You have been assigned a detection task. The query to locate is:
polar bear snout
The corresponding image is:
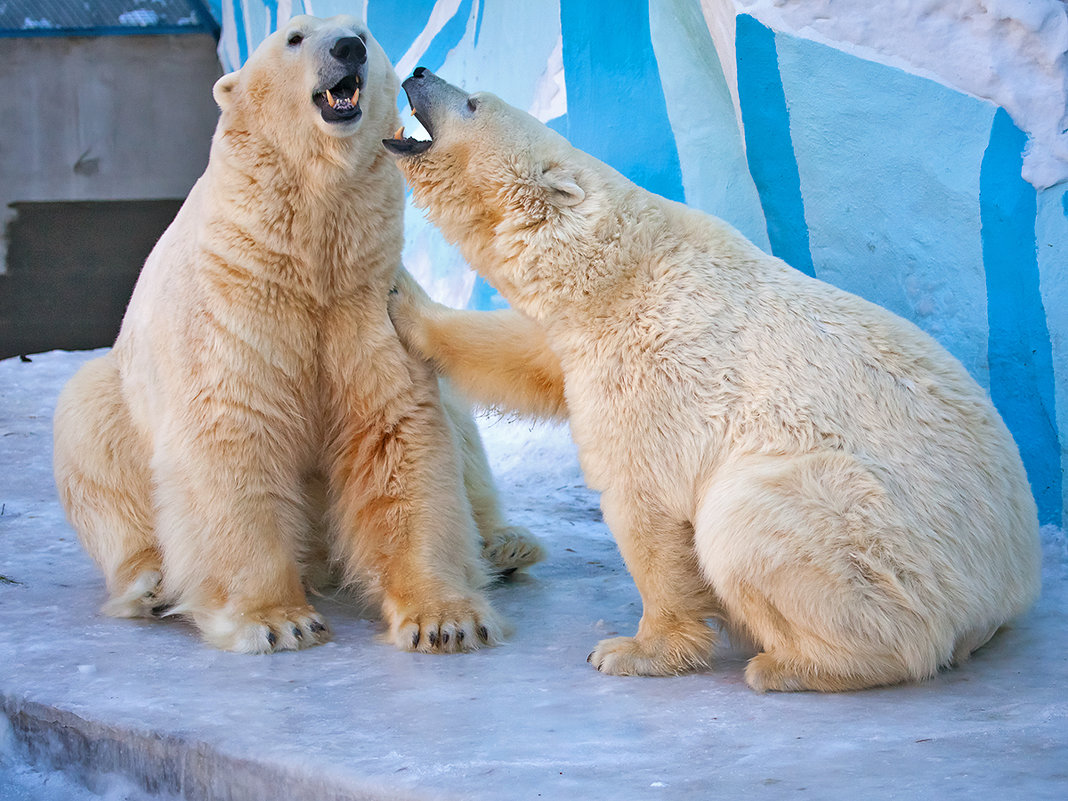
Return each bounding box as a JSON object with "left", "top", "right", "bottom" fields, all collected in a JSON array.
[
  {"left": 384, "top": 68, "right": 475, "bottom": 157},
  {"left": 329, "top": 36, "right": 366, "bottom": 68},
  {"left": 402, "top": 68, "right": 471, "bottom": 127},
  {"left": 313, "top": 36, "right": 367, "bottom": 124}
]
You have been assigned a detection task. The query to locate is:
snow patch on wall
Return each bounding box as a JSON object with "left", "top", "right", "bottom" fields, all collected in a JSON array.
[{"left": 706, "top": 0, "right": 1068, "bottom": 189}]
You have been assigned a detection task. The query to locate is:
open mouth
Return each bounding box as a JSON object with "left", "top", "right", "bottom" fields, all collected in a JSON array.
[
  {"left": 313, "top": 72, "right": 362, "bottom": 123},
  {"left": 383, "top": 101, "right": 433, "bottom": 156}
]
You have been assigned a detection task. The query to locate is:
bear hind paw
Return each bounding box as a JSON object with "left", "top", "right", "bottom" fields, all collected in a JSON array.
[
  {"left": 744, "top": 651, "right": 912, "bottom": 693},
  {"left": 101, "top": 569, "right": 165, "bottom": 619},
  {"left": 481, "top": 525, "right": 546, "bottom": 576},
  {"left": 194, "top": 605, "right": 331, "bottom": 653}
]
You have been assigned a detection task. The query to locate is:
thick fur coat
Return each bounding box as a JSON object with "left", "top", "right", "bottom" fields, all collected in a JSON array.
[
  {"left": 53, "top": 19, "right": 542, "bottom": 654},
  {"left": 385, "top": 70, "right": 1041, "bottom": 690}
]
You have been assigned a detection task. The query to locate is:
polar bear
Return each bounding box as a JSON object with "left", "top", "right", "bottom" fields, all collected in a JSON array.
[
  {"left": 52, "top": 19, "right": 544, "bottom": 655},
  {"left": 383, "top": 69, "right": 1042, "bottom": 691}
]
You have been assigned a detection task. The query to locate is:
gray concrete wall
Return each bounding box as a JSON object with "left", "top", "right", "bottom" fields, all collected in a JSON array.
[{"left": 0, "top": 32, "right": 221, "bottom": 355}]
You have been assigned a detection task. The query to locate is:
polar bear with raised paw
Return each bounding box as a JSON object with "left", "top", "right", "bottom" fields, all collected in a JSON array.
[{"left": 384, "top": 69, "right": 1041, "bottom": 691}]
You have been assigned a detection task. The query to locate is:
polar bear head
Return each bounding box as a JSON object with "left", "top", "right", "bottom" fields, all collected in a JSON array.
[
  {"left": 212, "top": 15, "right": 399, "bottom": 165},
  {"left": 383, "top": 69, "right": 593, "bottom": 250},
  {"left": 383, "top": 68, "right": 638, "bottom": 312}
]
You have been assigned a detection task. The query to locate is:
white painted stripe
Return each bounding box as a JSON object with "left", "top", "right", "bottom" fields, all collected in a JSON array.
[
  {"left": 528, "top": 33, "right": 566, "bottom": 122},
  {"left": 218, "top": 0, "right": 239, "bottom": 71},
  {"left": 395, "top": 0, "right": 463, "bottom": 78}
]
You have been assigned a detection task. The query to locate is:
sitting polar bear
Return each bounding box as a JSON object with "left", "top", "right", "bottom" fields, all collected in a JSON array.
[
  {"left": 384, "top": 69, "right": 1041, "bottom": 691},
  {"left": 52, "top": 18, "right": 543, "bottom": 655}
]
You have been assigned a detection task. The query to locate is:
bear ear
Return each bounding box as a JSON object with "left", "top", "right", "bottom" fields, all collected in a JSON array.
[
  {"left": 539, "top": 164, "right": 585, "bottom": 208},
  {"left": 213, "top": 71, "right": 240, "bottom": 110}
]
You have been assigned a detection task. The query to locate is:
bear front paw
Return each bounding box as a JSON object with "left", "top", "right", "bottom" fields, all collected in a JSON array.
[
  {"left": 387, "top": 271, "right": 437, "bottom": 357},
  {"left": 384, "top": 596, "right": 505, "bottom": 654},
  {"left": 588, "top": 627, "right": 715, "bottom": 676}
]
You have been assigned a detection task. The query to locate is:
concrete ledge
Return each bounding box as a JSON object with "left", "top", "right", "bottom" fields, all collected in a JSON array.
[
  {"left": 5, "top": 699, "right": 393, "bottom": 801},
  {"left": 3, "top": 350, "right": 1067, "bottom": 801}
]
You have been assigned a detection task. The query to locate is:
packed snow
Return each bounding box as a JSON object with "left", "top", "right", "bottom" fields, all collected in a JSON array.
[{"left": 2, "top": 349, "right": 1066, "bottom": 800}]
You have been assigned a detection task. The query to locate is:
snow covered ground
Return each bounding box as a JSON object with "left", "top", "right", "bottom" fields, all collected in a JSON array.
[{"left": 2, "top": 349, "right": 1067, "bottom": 800}]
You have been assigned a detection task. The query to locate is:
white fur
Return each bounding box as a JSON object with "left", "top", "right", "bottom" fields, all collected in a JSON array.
[
  {"left": 53, "top": 18, "right": 542, "bottom": 655},
  {"left": 389, "top": 84, "right": 1041, "bottom": 690}
]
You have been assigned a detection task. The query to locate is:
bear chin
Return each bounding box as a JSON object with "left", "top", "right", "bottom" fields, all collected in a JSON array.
[{"left": 313, "top": 105, "right": 365, "bottom": 137}]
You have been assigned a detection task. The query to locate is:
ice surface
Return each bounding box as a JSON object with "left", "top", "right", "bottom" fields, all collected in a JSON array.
[{"left": 2, "top": 350, "right": 1067, "bottom": 800}]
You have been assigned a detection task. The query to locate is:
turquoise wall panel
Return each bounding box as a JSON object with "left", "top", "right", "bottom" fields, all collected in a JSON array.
[
  {"left": 775, "top": 30, "right": 993, "bottom": 386},
  {"left": 981, "top": 110, "right": 1061, "bottom": 525},
  {"left": 366, "top": 0, "right": 438, "bottom": 63},
  {"left": 559, "top": 0, "right": 684, "bottom": 203},
  {"left": 649, "top": 0, "right": 768, "bottom": 249},
  {"left": 735, "top": 15, "right": 813, "bottom": 277},
  {"left": 1037, "top": 185, "right": 1068, "bottom": 524}
]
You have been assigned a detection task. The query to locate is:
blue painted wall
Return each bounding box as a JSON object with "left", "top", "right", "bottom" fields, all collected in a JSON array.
[
  {"left": 218, "top": 1, "right": 1065, "bottom": 526},
  {"left": 558, "top": 0, "right": 684, "bottom": 203},
  {"left": 735, "top": 14, "right": 814, "bottom": 278},
  {"left": 981, "top": 110, "right": 1061, "bottom": 522}
]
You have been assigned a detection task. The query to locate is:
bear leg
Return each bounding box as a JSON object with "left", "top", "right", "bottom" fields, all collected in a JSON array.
[
  {"left": 694, "top": 451, "right": 945, "bottom": 692},
  {"left": 53, "top": 354, "right": 164, "bottom": 618},
  {"left": 330, "top": 384, "right": 505, "bottom": 654},
  {"left": 588, "top": 490, "right": 723, "bottom": 675},
  {"left": 149, "top": 418, "right": 329, "bottom": 653},
  {"left": 439, "top": 380, "right": 546, "bottom": 575},
  {"left": 388, "top": 268, "right": 568, "bottom": 420}
]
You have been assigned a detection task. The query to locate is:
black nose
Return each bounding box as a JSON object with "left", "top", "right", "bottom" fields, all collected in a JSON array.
[
  {"left": 330, "top": 36, "right": 366, "bottom": 66},
  {"left": 412, "top": 66, "right": 428, "bottom": 78}
]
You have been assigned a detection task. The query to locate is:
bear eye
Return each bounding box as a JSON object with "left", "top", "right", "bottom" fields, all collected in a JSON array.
[
  {"left": 467, "top": 97, "right": 479, "bottom": 113},
  {"left": 287, "top": 31, "right": 304, "bottom": 47}
]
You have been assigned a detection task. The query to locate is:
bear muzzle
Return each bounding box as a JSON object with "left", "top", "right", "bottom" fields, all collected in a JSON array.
[
  {"left": 313, "top": 35, "right": 367, "bottom": 124},
  {"left": 382, "top": 67, "right": 466, "bottom": 156}
]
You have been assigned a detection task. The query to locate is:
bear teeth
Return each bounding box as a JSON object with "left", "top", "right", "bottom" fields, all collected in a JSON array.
[{"left": 324, "top": 87, "right": 359, "bottom": 111}]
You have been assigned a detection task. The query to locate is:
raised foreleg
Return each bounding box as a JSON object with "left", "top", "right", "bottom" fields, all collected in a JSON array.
[{"left": 390, "top": 268, "right": 567, "bottom": 420}]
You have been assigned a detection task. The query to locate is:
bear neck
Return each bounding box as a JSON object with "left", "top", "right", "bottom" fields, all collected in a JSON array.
[
  {"left": 204, "top": 131, "right": 406, "bottom": 302},
  {"left": 468, "top": 183, "right": 666, "bottom": 329}
]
